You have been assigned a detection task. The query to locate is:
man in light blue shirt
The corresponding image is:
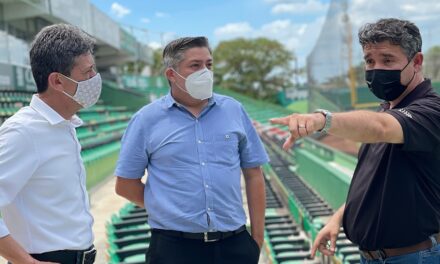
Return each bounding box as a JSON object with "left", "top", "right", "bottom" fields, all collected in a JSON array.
[{"left": 115, "top": 36, "right": 268, "bottom": 264}]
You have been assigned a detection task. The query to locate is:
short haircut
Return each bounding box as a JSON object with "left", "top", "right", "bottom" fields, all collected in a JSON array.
[
  {"left": 358, "top": 18, "right": 422, "bottom": 60},
  {"left": 29, "top": 24, "right": 96, "bottom": 93},
  {"left": 162, "top": 37, "right": 211, "bottom": 69}
]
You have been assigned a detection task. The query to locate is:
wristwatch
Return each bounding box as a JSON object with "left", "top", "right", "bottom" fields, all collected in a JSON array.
[{"left": 314, "top": 109, "right": 332, "bottom": 134}]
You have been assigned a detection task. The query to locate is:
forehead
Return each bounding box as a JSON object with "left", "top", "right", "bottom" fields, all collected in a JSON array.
[
  {"left": 72, "top": 52, "right": 95, "bottom": 70},
  {"left": 362, "top": 41, "right": 406, "bottom": 58},
  {"left": 181, "top": 47, "right": 212, "bottom": 62}
]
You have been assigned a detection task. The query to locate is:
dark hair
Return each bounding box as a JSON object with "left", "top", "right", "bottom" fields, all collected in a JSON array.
[
  {"left": 162, "top": 37, "right": 211, "bottom": 69},
  {"left": 29, "top": 24, "right": 96, "bottom": 93},
  {"left": 358, "top": 18, "right": 422, "bottom": 60}
]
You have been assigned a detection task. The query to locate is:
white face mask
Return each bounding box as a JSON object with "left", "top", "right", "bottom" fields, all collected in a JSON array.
[
  {"left": 172, "top": 68, "right": 213, "bottom": 100},
  {"left": 61, "top": 73, "right": 102, "bottom": 108}
]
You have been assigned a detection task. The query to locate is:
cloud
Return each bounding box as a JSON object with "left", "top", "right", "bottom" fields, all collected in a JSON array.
[
  {"left": 259, "top": 18, "right": 325, "bottom": 65},
  {"left": 263, "top": 0, "right": 284, "bottom": 3},
  {"left": 349, "top": 0, "right": 440, "bottom": 28},
  {"left": 213, "top": 17, "right": 325, "bottom": 67},
  {"left": 213, "top": 0, "right": 440, "bottom": 69},
  {"left": 348, "top": 0, "right": 440, "bottom": 51},
  {"left": 271, "top": 0, "right": 329, "bottom": 15},
  {"left": 155, "top": 12, "right": 169, "bottom": 18},
  {"left": 214, "top": 22, "right": 254, "bottom": 39},
  {"left": 148, "top": 41, "right": 162, "bottom": 50},
  {"left": 110, "top": 2, "right": 130, "bottom": 18},
  {"left": 141, "top": 18, "right": 150, "bottom": 24},
  {"left": 162, "top": 32, "right": 178, "bottom": 45}
]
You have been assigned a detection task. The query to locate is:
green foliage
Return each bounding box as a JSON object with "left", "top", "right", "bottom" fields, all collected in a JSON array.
[
  {"left": 150, "top": 48, "right": 164, "bottom": 76},
  {"left": 287, "top": 99, "right": 308, "bottom": 113},
  {"left": 425, "top": 45, "right": 440, "bottom": 81},
  {"left": 121, "top": 48, "right": 163, "bottom": 76},
  {"left": 124, "top": 61, "right": 147, "bottom": 74},
  {"left": 324, "top": 62, "right": 366, "bottom": 88},
  {"left": 213, "top": 38, "right": 294, "bottom": 102}
]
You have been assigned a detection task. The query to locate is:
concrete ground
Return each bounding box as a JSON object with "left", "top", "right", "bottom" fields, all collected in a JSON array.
[{"left": 89, "top": 176, "right": 128, "bottom": 264}]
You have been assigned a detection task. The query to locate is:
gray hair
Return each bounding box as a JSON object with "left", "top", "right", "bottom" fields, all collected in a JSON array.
[
  {"left": 162, "top": 36, "right": 211, "bottom": 69},
  {"left": 358, "top": 18, "right": 422, "bottom": 60},
  {"left": 30, "top": 24, "right": 96, "bottom": 93}
]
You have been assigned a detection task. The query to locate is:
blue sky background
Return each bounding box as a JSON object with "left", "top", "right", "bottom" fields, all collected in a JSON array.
[{"left": 90, "top": 0, "right": 440, "bottom": 68}]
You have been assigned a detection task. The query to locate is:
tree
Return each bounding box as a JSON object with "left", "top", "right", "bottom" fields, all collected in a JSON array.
[
  {"left": 424, "top": 45, "right": 440, "bottom": 81},
  {"left": 124, "top": 60, "right": 147, "bottom": 75},
  {"left": 213, "top": 38, "right": 294, "bottom": 102},
  {"left": 121, "top": 48, "right": 163, "bottom": 76},
  {"left": 150, "top": 48, "right": 164, "bottom": 76}
]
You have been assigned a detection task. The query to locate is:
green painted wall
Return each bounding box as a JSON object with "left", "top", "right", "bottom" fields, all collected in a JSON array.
[
  {"left": 101, "top": 80, "right": 149, "bottom": 111},
  {"left": 294, "top": 139, "right": 354, "bottom": 210}
]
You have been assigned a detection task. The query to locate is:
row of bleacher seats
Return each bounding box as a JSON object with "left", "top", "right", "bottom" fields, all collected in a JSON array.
[
  {"left": 107, "top": 203, "right": 150, "bottom": 264},
  {"left": 217, "top": 87, "right": 361, "bottom": 263},
  {"left": 97, "top": 85, "right": 363, "bottom": 263},
  {"left": 263, "top": 177, "right": 319, "bottom": 264},
  {"left": 0, "top": 89, "right": 134, "bottom": 189},
  {"left": 105, "top": 176, "right": 319, "bottom": 264},
  {"left": 256, "top": 123, "right": 360, "bottom": 264},
  {"left": 0, "top": 91, "right": 33, "bottom": 125}
]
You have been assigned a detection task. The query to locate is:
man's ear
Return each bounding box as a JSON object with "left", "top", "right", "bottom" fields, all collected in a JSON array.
[
  {"left": 413, "top": 52, "right": 424, "bottom": 73},
  {"left": 47, "top": 72, "right": 64, "bottom": 92},
  {"left": 165, "top": 68, "right": 177, "bottom": 84}
]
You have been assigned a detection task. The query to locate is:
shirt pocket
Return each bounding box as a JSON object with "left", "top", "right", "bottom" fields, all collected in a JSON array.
[{"left": 206, "top": 133, "right": 239, "bottom": 166}]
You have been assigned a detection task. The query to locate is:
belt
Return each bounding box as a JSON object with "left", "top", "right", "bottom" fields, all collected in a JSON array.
[
  {"left": 152, "top": 225, "right": 247, "bottom": 242},
  {"left": 30, "top": 245, "right": 96, "bottom": 264},
  {"left": 360, "top": 234, "right": 440, "bottom": 260}
]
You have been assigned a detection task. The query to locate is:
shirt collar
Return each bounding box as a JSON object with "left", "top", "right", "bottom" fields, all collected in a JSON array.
[
  {"left": 30, "top": 94, "right": 83, "bottom": 127},
  {"left": 163, "top": 92, "right": 218, "bottom": 109},
  {"left": 381, "top": 79, "right": 433, "bottom": 110}
]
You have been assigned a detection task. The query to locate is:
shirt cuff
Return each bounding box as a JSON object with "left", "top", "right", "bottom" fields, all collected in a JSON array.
[
  {"left": 241, "top": 159, "right": 270, "bottom": 169},
  {"left": 0, "top": 219, "right": 10, "bottom": 238}
]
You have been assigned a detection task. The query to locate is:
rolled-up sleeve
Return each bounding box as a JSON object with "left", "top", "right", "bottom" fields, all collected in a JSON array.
[{"left": 238, "top": 105, "right": 269, "bottom": 168}]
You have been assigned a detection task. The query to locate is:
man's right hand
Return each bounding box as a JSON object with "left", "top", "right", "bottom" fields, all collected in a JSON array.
[
  {"left": 310, "top": 218, "right": 340, "bottom": 258},
  {"left": 310, "top": 204, "right": 345, "bottom": 258}
]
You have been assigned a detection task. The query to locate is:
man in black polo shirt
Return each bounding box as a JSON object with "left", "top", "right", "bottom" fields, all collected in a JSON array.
[{"left": 271, "top": 18, "right": 440, "bottom": 263}]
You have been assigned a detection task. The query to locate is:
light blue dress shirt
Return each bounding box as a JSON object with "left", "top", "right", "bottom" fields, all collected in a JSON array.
[{"left": 115, "top": 93, "right": 269, "bottom": 232}]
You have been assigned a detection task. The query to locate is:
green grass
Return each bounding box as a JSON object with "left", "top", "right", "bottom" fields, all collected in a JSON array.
[{"left": 286, "top": 99, "right": 308, "bottom": 113}]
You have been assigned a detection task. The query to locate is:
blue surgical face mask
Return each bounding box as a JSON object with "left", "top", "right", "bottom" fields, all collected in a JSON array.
[{"left": 365, "top": 58, "right": 415, "bottom": 101}]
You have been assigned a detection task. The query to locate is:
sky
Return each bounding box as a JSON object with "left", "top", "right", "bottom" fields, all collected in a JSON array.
[{"left": 89, "top": 0, "right": 440, "bottom": 68}]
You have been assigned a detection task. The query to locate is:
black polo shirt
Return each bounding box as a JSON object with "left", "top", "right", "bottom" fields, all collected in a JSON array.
[{"left": 343, "top": 79, "right": 440, "bottom": 250}]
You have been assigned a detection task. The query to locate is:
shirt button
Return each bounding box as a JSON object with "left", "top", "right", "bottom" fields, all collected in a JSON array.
[
  {"left": 208, "top": 208, "right": 211, "bottom": 211},
  {"left": 201, "top": 162, "right": 205, "bottom": 166},
  {"left": 198, "top": 140, "right": 202, "bottom": 144},
  {"left": 205, "top": 184, "right": 209, "bottom": 188}
]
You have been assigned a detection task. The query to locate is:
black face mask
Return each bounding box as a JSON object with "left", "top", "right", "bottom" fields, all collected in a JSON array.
[{"left": 365, "top": 59, "right": 416, "bottom": 101}]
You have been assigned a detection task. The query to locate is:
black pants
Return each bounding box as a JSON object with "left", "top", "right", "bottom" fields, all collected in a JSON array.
[{"left": 146, "top": 230, "right": 260, "bottom": 264}]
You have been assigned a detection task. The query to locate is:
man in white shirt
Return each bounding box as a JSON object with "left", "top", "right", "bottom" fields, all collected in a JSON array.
[{"left": 0, "top": 24, "right": 101, "bottom": 264}]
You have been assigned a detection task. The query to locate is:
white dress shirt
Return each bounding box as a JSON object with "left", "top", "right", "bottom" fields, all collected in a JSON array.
[{"left": 0, "top": 95, "right": 94, "bottom": 253}]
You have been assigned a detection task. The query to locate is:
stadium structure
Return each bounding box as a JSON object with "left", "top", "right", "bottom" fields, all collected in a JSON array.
[{"left": 1, "top": 0, "right": 439, "bottom": 264}]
